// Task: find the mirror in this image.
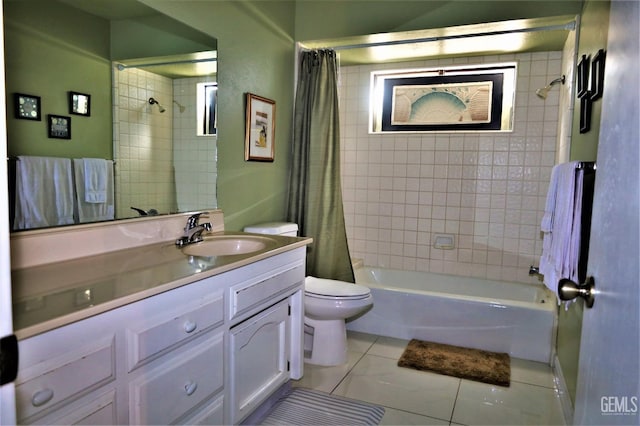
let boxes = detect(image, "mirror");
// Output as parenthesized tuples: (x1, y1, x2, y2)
(4, 0, 218, 231)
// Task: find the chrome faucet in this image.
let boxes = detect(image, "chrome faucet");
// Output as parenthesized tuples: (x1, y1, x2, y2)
(175, 212, 212, 247)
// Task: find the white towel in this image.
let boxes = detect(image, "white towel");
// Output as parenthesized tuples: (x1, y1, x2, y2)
(73, 158, 115, 223)
(13, 156, 75, 230)
(83, 158, 109, 203)
(539, 161, 583, 305)
(540, 165, 559, 233)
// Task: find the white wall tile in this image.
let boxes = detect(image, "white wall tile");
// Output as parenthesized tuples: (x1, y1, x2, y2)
(340, 52, 564, 284)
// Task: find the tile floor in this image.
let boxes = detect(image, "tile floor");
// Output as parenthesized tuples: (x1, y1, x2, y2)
(293, 331, 566, 425)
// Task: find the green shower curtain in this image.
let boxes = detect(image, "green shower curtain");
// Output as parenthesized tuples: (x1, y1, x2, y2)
(287, 49, 355, 283)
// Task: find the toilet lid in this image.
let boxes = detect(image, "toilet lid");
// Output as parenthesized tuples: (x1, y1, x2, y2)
(305, 276, 371, 299)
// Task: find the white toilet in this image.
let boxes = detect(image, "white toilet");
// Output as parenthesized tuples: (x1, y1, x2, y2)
(243, 222, 373, 366)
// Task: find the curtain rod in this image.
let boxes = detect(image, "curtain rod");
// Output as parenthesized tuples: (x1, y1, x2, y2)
(116, 57, 217, 71)
(328, 22, 576, 51)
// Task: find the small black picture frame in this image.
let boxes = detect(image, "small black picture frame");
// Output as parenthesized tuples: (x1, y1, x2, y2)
(69, 91, 91, 116)
(577, 54, 591, 99)
(48, 114, 71, 139)
(14, 93, 41, 121)
(590, 49, 606, 101)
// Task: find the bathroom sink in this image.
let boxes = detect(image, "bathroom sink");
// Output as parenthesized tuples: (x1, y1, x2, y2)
(181, 235, 278, 257)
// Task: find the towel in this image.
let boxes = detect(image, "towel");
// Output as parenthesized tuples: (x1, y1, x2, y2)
(73, 158, 115, 223)
(539, 161, 583, 306)
(83, 158, 109, 203)
(13, 155, 75, 230)
(540, 165, 560, 233)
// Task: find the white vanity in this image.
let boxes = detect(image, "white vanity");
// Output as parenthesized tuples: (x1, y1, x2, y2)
(10, 211, 311, 425)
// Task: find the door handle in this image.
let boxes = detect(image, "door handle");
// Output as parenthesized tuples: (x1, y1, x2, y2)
(558, 277, 595, 308)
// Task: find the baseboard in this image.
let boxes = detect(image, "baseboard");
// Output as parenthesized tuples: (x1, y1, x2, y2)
(553, 355, 574, 426)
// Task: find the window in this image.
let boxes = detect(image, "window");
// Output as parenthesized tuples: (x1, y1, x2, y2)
(197, 82, 217, 136)
(370, 63, 516, 133)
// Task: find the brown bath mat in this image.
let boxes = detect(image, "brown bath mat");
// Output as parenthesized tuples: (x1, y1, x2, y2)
(397, 339, 510, 387)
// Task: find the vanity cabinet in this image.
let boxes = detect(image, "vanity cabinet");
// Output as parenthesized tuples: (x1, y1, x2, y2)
(15, 247, 306, 425)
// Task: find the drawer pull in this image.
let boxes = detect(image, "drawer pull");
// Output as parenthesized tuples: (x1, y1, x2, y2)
(31, 388, 54, 407)
(183, 320, 197, 333)
(184, 381, 198, 396)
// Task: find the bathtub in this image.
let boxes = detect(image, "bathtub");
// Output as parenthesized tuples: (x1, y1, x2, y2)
(347, 267, 557, 364)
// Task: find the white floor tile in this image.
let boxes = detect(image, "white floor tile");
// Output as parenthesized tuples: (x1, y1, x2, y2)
(367, 335, 410, 359)
(452, 380, 565, 425)
(293, 351, 364, 393)
(380, 407, 450, 425)
(295, 333, 565, 426)
(333, 354, 460, 421)
(347, 330, 378, 353)
(510, 357, 557, 388)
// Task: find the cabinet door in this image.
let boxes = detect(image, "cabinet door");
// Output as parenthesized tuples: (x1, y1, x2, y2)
(229, 299, 289, 424)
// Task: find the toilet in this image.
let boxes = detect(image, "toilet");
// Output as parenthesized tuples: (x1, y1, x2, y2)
(243, 222, 373, 366)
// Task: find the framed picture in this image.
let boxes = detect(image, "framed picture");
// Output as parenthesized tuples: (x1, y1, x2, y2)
(370, 64, 516, 133)
(381, 75, 504, 131)
(14, 93, 41, 121)
(577, 54, 590, 99)
(69, 91, 90, 116)
(244, 93, 275, 161)
(48, 114, 71, 139)
(590, 49, 606, 101)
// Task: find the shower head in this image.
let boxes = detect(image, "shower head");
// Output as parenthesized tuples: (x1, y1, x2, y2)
(148, 97, 166, 113)
(536, 75, 566, 100)
(173, 100, 186, 113)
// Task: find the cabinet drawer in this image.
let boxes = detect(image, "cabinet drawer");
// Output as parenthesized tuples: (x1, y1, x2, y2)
(127, 293, 223, 371)
(41, 389, 117, 426)
(129, 332, 224, 425)
(16, 336, 116, 422)
(230, 264, 303, 320)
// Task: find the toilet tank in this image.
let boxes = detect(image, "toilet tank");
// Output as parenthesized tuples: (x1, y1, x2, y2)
(243, 222, 298, 237)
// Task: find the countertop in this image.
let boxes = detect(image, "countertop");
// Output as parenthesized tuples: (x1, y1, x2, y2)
(11, 232, 312, 339)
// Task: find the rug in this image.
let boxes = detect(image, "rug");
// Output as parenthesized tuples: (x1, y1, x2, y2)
(259, 387, 385, 425)
(397, 339, 511, 387)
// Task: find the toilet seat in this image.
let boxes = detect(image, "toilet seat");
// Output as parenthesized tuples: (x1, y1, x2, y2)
(305, 277, 371, 300)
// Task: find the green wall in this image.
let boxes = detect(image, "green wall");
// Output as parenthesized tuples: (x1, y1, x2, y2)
(4, 0, 219, 161)
(4, 1, 113, 159)
(557, 0, 610, 406)
(570, 0, 610, 161)
(141, 1, 296, 231)
(142, 0, 585, 233)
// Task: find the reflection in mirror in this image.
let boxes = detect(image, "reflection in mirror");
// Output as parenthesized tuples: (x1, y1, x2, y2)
(4, 0, 218, 231)
(112, 53, 218, 219)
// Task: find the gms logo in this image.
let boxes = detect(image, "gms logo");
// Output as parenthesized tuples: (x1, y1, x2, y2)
(601, 396, 638, 416)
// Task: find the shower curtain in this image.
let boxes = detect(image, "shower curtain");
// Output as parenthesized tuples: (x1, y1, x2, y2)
(287, 49, 355, 283)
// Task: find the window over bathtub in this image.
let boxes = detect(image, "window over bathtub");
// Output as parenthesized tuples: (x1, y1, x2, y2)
(369, 63, 516, 133)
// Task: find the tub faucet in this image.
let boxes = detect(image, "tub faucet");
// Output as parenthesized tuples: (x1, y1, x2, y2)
(175, 212, 212, 247)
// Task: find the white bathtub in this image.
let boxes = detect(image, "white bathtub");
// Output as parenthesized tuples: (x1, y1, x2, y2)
(347, 267, 557, 364)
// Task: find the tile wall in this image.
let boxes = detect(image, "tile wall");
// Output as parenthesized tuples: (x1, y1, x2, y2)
(339, 52, 563, 284)
(113, 69, 218, 219)
(113, 68, 175, 218)
(173, 77, 218, 212)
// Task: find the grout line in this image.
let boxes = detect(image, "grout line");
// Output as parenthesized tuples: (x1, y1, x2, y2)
(329, 335, 379, 394)
(449, 379, 463, 424)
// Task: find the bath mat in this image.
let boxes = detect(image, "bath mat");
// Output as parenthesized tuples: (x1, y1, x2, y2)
(398, 339, 510, 387)
(259, 387, 385, 425)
